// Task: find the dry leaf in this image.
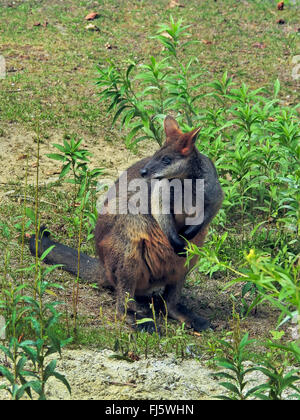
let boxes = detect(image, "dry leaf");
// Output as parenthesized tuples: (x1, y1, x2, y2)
(127, 351, 140, 362)
(105, 42, 117, 50)
(160, 31, 173, 39)
(168, 0, 185, 8)
(277, 1, 284, 10)
(85, 12, 99, 21)
(85, 23, 100, 32)
(252, 42, 266, 49)
(17, 154, 28, 160)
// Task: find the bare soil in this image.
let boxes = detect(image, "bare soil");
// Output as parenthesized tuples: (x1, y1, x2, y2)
(0, 125, 155, 197)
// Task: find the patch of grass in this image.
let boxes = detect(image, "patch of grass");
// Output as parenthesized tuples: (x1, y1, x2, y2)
(0, 0, 299, 136)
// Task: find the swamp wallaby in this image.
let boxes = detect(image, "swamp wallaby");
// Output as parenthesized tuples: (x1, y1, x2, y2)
(30, 116, 223, 332)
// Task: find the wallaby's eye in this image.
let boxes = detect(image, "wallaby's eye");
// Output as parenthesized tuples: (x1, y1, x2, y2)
(162, 156, 172, 165)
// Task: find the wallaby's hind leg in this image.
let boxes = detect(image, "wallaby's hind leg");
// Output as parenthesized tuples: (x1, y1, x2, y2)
(163, 281, 210, 332)
(100, 237, 156, 332)
(114, 273, 156, 334)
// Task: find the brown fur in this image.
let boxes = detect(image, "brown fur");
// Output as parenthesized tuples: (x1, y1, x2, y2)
(93, 116, 223, 330)
(30, 116, 223, 332)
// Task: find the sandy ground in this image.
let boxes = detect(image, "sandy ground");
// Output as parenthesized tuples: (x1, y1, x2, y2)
(0, 125, 156, 199)
(0, 348, 225, 400)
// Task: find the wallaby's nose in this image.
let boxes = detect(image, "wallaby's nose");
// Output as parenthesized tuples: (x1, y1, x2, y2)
(140, 168, 148, 177)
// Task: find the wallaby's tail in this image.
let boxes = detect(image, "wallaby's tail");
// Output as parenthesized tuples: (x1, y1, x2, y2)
(29, 227, 107, 286)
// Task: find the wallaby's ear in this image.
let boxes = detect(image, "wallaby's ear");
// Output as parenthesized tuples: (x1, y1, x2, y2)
(179, 126, 201, 156)
(164, 115, 181, 141)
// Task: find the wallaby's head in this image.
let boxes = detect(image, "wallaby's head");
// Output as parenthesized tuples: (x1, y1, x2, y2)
(140, 116, 201, 180)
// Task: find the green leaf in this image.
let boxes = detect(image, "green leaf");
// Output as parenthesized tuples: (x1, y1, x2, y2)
(214, 372, 236, 381)
(52, 371, 71, 395)
(0, 365, 14, 384)
(44, 359, 57, 382)
(219, 382, 240, 395)
(53, 143, 67, 153)
(274, 79, 280, 98)
(40, 245, 56, 262)
(46, 153, 66, 162)
(59, 161, 72, 179)
(136, 318, 155, 324)
(25, 207, 36, 222)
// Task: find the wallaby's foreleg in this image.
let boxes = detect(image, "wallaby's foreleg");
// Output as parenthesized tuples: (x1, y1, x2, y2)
(151, 179, 186, 255)
(181, 198, 223, 241)
(153, 213, 186, 254)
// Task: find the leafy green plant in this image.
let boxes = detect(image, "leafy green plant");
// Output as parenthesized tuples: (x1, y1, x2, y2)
(96, 16, 203, 148)
(252, 362, 300, 400)
(47, 135, 91, 184)
(0, 249, 71, 400)
(214, 331, 300, 400)
(47, 135, 103, 205)
(214, 332, 259, 400)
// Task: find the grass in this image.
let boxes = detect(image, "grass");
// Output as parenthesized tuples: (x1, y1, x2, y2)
(0, 0, 299, 136)
(0, 0, 299, 400)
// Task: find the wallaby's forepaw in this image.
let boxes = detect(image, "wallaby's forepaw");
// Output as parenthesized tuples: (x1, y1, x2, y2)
(169, 234, 187, 257)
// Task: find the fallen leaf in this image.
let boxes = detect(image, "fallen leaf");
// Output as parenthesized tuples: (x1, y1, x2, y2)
(85, 12, 99, 21)
(127, 351, 140, 362)
(160, 31, 173, 39)
(17, 154, 28, 160)
(105, 42, 117, 50)
(168, 0, 185, 8)
(85, 23, 100, 32)
(277, 1, 284, 10)
(252, 42, 266, 49)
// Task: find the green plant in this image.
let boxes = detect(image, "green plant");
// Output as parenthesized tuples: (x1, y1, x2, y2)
(250, 331, 300, 400)
(252, 362, 300, 400)
(0, 249, 71, 400)
(214, 330, 300, 400)
(214, 332, 260, 400)
(96, 16, 204, 148)
(47, 135, 103, 204)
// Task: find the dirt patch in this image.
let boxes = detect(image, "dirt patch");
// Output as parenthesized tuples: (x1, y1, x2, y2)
(0, 126, 156, 199)
(0, 348, 225, 400)
(1, 347, 296, 400)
